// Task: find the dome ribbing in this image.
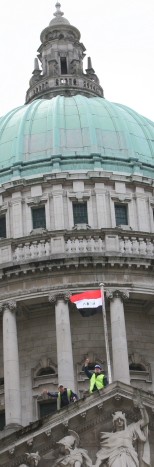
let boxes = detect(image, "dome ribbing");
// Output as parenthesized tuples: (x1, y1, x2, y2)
(0, 95, 154, 183)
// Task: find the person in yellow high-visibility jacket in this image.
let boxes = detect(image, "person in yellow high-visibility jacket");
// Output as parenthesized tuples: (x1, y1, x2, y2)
(43, 384, 78, 410)
(84, 358, 108, 393)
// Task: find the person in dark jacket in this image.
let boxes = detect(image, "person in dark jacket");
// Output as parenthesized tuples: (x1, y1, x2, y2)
(84, 358, 108, 393)
(43, 384, 78, 410)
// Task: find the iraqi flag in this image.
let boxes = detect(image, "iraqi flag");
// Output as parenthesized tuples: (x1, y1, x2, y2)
(70, 290, 103, 317)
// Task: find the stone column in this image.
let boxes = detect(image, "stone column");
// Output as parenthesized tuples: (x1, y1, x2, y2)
(49, 293, 75, 391)
(106, 289, 130, 385)
(0, 301, 22, 427)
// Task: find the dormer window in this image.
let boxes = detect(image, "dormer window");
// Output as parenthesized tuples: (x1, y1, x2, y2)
(60, 57, 67, 74)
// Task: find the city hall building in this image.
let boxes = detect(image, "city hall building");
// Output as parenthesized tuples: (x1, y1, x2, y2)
(0, 3, 154, 466)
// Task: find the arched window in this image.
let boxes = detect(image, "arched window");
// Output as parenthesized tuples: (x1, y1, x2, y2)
(32, 358, 57, 390)
(129, 363, 145, 372)
(129, 352, 151, 387)
(37, 367, 55, 377)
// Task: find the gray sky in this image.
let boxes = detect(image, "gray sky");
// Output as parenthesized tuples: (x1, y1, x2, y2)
(0, 0, 154, 120)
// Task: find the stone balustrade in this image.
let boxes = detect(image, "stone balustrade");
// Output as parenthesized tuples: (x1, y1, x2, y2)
(9, 233, 154, 262)
(26, 74, 104, 103)
(0, 232, 153, 267)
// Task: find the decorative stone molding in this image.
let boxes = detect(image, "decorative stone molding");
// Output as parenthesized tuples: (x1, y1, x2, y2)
(48, 291, 71, 303)
(0, 300, 16, 314)
(114, 395, 122, 401)
(106, 289, 129, 301)
(45, 428, 52, 437)
(67, 190, 91, 201)
(48, 293, 57, 304)
(80, 411, 87, 418)
(32, 357, 57, 379)
(111, 194, 132, 203)
(27, 438, 33, 447)
(26, 195, 48, 206)
(62, 420, 69, 427)
(8, 447, 15, 456)
(0, 202, 8, 213)
(97, 403, 103, 410)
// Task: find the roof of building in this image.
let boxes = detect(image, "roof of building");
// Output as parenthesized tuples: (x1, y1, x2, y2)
(0, 95, 154, 183)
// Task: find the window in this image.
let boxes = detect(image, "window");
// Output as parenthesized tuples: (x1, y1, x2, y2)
(0, 411, 5, 431)
(37, 367, 55, 377)
(39, 400, 57, 418)
(115, 204, 128, 226)
(73, 202, 88, 225)
(129, 363, 145, 372)
(0, 216, 6, 238)
(32, 206, 46, 229)
(60, 57, 67, 74)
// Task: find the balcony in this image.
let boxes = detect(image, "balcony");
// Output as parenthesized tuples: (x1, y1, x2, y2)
(0, 230, 153, 278)
(26, 74, 104, 103)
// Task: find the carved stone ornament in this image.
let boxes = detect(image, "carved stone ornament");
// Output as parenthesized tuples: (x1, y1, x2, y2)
(9, 446, 15, 456)
(25, 452, 41, 466)
(0, 300, 16, 314)
(106, 289, 129, 301)
(27, 438, 34, 447)
(48, 293, 57, 304)
(48, 291, 71, 303)
(94, 406, 150, 467)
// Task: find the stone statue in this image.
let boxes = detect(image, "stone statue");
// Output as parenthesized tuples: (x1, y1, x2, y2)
(94, 405, 150, 467)
(25, 452, 41, 466)
(54, 430, 92, 466)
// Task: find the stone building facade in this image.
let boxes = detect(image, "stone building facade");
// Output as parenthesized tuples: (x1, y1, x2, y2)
(0, 3, 154, 466)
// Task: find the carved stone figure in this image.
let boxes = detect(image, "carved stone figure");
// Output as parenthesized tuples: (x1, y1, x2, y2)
(94, 406, 150, 467)
(70, 60, 82, 75)
(54, 430, 92, 466)
(25, 452, 41, 466)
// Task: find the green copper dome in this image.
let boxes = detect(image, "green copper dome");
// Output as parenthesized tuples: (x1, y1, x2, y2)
(0, 95, 154, 183)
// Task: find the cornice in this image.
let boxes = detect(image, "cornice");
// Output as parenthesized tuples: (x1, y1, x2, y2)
(0, 170, 154, 193)
(0, 282, 154, 308)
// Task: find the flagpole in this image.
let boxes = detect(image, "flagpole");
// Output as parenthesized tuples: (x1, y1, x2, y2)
(100, 283, 112, 384)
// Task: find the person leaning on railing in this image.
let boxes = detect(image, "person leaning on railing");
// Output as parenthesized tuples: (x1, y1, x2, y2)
(43, 384, 78, 411)
(84, 358, 108, 393)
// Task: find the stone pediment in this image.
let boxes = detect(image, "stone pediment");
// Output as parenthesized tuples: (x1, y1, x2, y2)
(0, 381, 154, 466)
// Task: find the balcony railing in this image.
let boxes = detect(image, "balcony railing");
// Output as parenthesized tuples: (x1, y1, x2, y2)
(26, 74, 104, 103)
(0, 230, 154, 268)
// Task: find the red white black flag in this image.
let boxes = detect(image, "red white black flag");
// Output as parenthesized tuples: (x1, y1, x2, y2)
(70, 290, 103, 316)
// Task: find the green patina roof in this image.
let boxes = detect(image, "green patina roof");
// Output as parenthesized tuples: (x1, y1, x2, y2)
(0, 95, 154, 183)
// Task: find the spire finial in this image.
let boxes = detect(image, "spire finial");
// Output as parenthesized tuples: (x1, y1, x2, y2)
(54, 2, 64, 18)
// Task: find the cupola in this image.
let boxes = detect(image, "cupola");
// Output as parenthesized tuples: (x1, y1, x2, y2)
(26, 2, 104, 103)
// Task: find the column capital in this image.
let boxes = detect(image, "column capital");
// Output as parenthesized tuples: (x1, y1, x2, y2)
(48, 291, 71, 304)
(106, 289, 129, 301)
(0, 300, 16, 314)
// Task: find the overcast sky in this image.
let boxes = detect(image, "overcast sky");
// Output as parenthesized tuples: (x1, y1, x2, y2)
(0, 0, 154, 120)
